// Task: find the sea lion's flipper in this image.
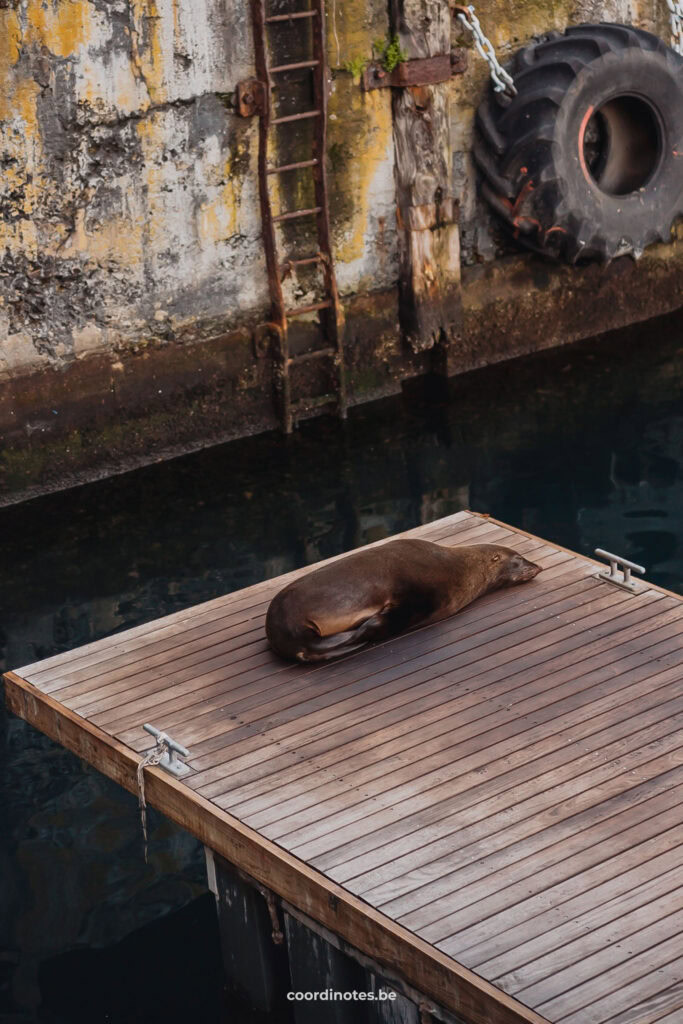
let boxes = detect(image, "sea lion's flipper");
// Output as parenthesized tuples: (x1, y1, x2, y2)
(300, 612, 386, 662)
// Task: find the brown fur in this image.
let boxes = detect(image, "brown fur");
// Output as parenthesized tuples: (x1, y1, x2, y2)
(265, 539, 542, 662)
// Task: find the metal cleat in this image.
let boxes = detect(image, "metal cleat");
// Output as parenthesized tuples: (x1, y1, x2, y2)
(594, 548, 646, 592)
(143, 723, 191, 778)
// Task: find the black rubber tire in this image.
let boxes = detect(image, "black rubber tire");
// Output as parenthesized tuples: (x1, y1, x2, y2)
(474, 23, 683, 262)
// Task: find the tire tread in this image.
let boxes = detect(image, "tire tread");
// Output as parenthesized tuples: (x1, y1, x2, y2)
(476, 22, 683, 262)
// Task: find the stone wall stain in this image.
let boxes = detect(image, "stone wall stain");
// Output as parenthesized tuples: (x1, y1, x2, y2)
(325, 0, 398, 294)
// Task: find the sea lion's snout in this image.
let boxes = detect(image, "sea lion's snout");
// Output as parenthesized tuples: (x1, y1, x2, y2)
(493, 548, 543, 586)
(509, 553, 542, 583)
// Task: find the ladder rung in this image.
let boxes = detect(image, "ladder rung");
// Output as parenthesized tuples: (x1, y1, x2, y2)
(273, 206, 321, 223)
(281, 254, 324, 272)
(285, 299, 331, 316)
(291, 393, 338, 414)
(272, 109, 321, 125)
(266, 10, 318, 22)
(270, 59, 320, 73)
(267, 158, 319, 175)
(287, 346, 336, 366)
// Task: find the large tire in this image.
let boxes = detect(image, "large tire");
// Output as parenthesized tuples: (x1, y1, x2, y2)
(474, 23, 683, 262)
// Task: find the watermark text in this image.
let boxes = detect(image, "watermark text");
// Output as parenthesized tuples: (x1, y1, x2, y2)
(287, 988, 397, 1002)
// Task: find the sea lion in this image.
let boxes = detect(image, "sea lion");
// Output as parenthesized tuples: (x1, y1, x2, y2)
(265, 539, 542, 662)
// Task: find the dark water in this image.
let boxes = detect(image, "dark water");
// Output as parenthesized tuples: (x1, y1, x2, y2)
(2, 308, 683, 1022)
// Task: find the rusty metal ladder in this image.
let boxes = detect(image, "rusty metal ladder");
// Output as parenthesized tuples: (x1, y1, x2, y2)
(251, 0, 347, 434)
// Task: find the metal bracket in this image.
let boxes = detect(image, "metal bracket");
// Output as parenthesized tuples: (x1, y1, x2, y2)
(143, 723, 191, 777)
(253, 321, 283, 359)
(362, 51, 467, 91)
(236, 78, 266, 117)
(594, 548, 646, 592)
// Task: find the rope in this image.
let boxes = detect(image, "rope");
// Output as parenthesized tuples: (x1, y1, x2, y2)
(136, 737, 168, 863)
(259, 886, 285, 944)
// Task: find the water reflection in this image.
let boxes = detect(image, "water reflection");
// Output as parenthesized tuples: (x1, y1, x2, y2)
(1, 308, 683, 1020)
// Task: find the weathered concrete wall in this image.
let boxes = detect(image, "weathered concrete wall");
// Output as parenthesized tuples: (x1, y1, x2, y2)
(0, 0, 398, 383)
(0, 0, 261, 377)
(1, 0, 682, 502)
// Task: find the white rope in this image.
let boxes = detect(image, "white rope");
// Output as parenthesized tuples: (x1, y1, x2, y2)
(136, 738, 168, 863)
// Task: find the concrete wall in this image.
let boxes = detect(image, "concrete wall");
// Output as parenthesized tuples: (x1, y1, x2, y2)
(0, 0, 681, 501)
(0, 0, 399, 381)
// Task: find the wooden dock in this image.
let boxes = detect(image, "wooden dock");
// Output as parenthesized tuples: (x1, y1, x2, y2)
(5, 511, 683, 1024)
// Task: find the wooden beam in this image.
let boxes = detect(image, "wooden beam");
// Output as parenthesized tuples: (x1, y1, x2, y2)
(3, 669, 549, 1024)
(389, 0, 462, 363)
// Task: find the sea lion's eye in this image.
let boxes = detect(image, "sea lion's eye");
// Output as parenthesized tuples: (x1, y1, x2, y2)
(492, 553, 501, 562)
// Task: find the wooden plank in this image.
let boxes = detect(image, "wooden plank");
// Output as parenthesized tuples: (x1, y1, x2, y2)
(638, 988, 683, 1023)
(260, 595, 668, 851)
(421, 793, 683, 947)
(181, 577, 610, 798)
(513, 904, 683, 1006)
(40, 519, 521, 716)
(191, 597, 683, 802)
(384, 733, 683, 934)
(2, 671, 549, 1024)
(312, 644, 683, 882)
(45, 513, 497, 697)
(438, 824, 683, 961)
(459, 847, 683, 972)
(390, 0, 462, 357)
(544, 945, 683, 1023)
(242, 612, 680, 834)
(487, 865, 683, 989)
(181, 583, 643, 773)
(8, 511, 683, 1024)
(191, 594, 676, 826)
(210, 572, 604, 812)
(183, 563, 582, 803)
(110, 567, 606, 770)
(353, 689, 683, 907)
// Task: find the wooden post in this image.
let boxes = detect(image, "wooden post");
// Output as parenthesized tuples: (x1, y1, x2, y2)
(206, 848, 290, 1014)
(284, 910, 369, 1024)
(390, 0, 462, 366)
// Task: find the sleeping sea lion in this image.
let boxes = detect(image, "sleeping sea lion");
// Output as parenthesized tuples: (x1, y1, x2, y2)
(265, 539, 542, 662)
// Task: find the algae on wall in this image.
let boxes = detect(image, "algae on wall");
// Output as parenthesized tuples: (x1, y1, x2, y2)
(324, 0, 399, 296)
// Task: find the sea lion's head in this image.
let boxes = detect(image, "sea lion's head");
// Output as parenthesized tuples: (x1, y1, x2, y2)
(488, 546, 543, 587)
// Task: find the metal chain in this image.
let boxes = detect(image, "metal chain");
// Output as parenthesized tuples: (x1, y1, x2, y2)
(453, 1, 681, 91)
(665, 0, 683, 53)
(451, 4, 517, 95)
